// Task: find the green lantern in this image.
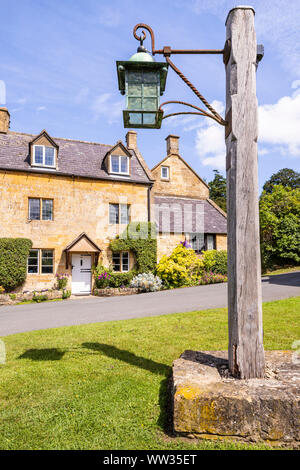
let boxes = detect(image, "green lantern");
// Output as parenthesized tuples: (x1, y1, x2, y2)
(116, 47, 168, 129)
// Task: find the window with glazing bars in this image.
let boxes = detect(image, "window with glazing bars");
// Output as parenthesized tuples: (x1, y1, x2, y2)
(28, 198, 53, 220)
(109, 204, 130, 224)
(112, 252, 129, 272)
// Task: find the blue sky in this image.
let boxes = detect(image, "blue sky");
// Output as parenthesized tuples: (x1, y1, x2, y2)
(1, 0, 300, 190)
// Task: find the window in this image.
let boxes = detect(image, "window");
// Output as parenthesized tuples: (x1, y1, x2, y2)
(33, 145, 55, 167)
(28, 249, 39, 273)
(28, 198, 53, 220)
(110, 155, 129, 175)
(112, 252, 129, 272)
(109, 203, 130, 224)
(188, 233, 205, 253)
(161, 166, 169, 180)
(27, 249, 54, 274)
(41, 250, 54, 274)
(188, 233, 216, 253)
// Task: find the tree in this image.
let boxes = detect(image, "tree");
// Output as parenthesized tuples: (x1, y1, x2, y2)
(262, 168, 300, 194)
(259, 185, 300, 271)
(208, 170, 227, 212)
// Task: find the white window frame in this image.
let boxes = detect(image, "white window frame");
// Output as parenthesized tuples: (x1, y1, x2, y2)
(109, 203, 130, 225)
(27, 249, 54, 275)
(161, 166, 169, 180)
(27, 249, 39, 274)
(110, 155, 129, 175)
(33, 145, 56, 168)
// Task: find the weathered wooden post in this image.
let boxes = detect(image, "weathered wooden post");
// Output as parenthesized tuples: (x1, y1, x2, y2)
(225, 6, 265, 378)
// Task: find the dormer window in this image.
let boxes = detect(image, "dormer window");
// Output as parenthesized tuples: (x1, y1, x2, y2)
(110, 155, 129, 175)
(161, 166, 169, 180)
(33, 145, 56, 168)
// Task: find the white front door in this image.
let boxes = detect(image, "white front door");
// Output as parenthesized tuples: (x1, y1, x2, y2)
(72, 254, 92, 295)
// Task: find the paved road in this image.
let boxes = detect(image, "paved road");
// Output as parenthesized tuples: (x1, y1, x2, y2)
(0, 271, 299, 336)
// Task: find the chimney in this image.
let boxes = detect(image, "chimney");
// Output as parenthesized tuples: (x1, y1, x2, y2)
(166, 134, 179, 155)
(0, 107, 10, 133)
(126, 130, 137, 150)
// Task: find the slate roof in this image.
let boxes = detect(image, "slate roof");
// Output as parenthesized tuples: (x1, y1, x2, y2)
(155, 196, 227, 234)
(0, 131, 152, 184)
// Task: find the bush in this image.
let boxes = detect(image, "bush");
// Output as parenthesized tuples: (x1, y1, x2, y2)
(202, 250, 227, 275)
(156, 244, 204, 288)
(62, 289, 71, 299)
(108, 272, 135, 288)
(32, 292, 48, 303)
(130, 273, 163, 292)
(199, 271, 227, 285)
(0, 238, 32, 292)
(56, 273, 69, 290)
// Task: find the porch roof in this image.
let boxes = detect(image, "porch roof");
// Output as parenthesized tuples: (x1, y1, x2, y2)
(64, 233, 101, 253)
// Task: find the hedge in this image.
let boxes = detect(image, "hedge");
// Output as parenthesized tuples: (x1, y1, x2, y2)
(109, 222, 157, 274)
(0, 238, 32, 292)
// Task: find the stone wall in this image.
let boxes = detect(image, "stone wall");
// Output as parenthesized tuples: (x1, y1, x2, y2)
(0, 171, 148, 291)
(151, 154, 209, 199)
(216, 234, 227, 250)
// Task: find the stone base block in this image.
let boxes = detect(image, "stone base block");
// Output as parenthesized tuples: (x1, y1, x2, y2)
(172, 350, 300, 446)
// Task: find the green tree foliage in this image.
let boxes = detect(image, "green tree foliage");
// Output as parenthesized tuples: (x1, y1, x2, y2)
(109, 222, 157, 274)
(208, 170, 227, 211)
(259, 185, 300, 270)
(0, 238, 32, 292)
(262, 168, 300, 194)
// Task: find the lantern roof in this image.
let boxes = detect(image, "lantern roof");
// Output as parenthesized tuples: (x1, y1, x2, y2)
(128, 51, 155, 62)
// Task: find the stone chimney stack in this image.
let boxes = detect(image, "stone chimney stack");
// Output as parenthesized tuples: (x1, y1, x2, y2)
(166, 134, 179, 155)
(0, 108, 10, 133)
(126, 130, 137, 150)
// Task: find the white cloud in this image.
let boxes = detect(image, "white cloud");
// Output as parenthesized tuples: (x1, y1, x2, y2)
(195, 87, 300, 169)
(90, 93, 123, 124)
(36, 106, 46, 112)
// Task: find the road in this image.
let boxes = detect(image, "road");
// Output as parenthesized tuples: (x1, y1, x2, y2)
(0, 271, 299, 336)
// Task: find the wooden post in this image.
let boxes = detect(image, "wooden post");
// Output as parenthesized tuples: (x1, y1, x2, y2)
(225, 6, 265, 379)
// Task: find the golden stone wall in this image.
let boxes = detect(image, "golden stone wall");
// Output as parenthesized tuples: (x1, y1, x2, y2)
(151, 154, 209, 199)
(216, 234, 227, 251)
(0, 171, 148, 291)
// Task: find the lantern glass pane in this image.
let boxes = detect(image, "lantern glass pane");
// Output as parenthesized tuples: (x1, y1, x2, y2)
(144, 71, 158, 83)
(143, 84, 157, 97)
(128, 83, 142, 96)
(129, 113, 142, 125)
(143, 113, 156, 125)
(128, 71, 142, 83)
(143, 98, 157, 111)
(128, 97, 142, 110)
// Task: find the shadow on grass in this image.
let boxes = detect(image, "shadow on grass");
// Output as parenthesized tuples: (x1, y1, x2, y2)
(18, 348, 65, 361)
(82, 342, 170, 376)
(82, 342, 173, 435)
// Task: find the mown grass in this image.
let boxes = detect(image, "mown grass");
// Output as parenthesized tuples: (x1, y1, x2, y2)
(0, 296, 299, 450)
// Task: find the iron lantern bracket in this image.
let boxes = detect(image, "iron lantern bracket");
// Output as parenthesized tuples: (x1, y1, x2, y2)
(132, 23, 264, 127)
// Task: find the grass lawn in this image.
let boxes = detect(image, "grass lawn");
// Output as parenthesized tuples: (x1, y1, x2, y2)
(1, 296, 300, 450)
(264, 266, 300, 276)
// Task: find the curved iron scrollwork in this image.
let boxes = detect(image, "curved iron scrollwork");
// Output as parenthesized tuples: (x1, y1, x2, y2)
(132, 23, 227, 127)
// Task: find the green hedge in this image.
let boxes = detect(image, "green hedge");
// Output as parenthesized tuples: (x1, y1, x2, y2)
(0, 238, 32, 292)
(108, 272, 135, 288)
(109, 222, 157, 274)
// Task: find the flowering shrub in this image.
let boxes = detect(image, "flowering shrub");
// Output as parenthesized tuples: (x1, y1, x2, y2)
(95, 271, 111, 288)
(202, 250, 227, 275)
(130, 273, 163, 292)
(0, 286, 5, 294)
(156, 244, 204, 288)
(56, 273, 69, 290)
(199, 271, 227, 285)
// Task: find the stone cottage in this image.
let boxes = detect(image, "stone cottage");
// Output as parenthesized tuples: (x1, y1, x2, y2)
(0, 107, 227, 294)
